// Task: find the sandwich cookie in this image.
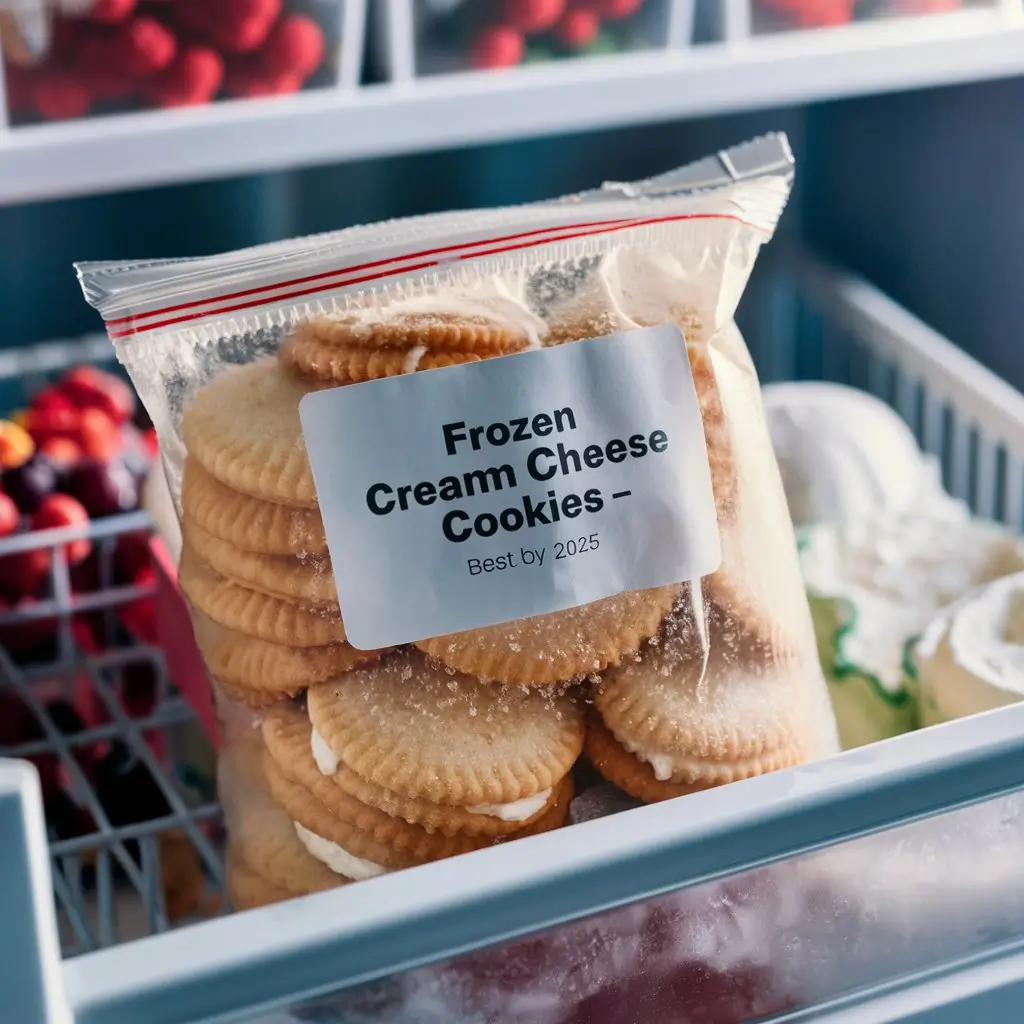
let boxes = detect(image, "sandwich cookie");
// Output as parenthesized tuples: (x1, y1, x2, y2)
(590, 595, 810, 802)
(306, 649, 585, 806)
(263, 702, 573, 877)
(219, 737, 350, 902)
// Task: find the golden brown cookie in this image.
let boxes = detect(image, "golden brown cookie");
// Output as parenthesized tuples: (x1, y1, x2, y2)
(593, 597, 810, 788)
(267, 700, 558, 838)
(262, 705, 574, 871)
(180, 357, 318, 507)
(219, 737, 350, 894)
(307, 650, 585, 805)
(416, 585, 678, 686)
(179, 541, 345, 647)
(181, 458, 328, 557)
(226, 848, 293, 911)
(194, 611, 379, 701)
(289, 311, 530, 354)
(183, 516, 337, 607)
(585, 715, 710, 804)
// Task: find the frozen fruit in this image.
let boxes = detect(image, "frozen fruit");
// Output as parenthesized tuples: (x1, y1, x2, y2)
(60, 367, 135, 426)
(32, 72, 93, 120)
(119, 16, 177, 76)
(0, 420, 35, 470)
(146, 45, 224, 107)
(39, 437, 83, 472)
(260, 14, 325, 79)
(90, 0, 137, 23)
(211, 0, 283, 54)
(556, 7, 600, 47)
(0, 494, 18, 539)
(67, 459, 139, 518)
(24, 405, 79, 447)
(31, 386, 78, 417)
(471, 26, 525, 69)
(32, 495, 92, 567)
(3, 455, 59, 514)
(592, 0, 642, 18)
(77, 408, 121, 462)
(114, 530, 152, 585)
(502, 0, 567, 33)
(0, 547, 51, 599)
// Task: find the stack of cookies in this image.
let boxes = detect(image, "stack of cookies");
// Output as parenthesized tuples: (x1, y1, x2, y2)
(174, 304, 822, 911)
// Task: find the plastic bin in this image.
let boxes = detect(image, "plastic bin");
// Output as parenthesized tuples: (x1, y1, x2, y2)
(1, 0, 366, 128)
(4, 245, 1024, 1022)
(747, 0, 1006, 36)
(374, 0, 694, 80)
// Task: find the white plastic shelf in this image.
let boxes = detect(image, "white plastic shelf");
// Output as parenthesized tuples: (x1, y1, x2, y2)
(1, 7, 1023, 204)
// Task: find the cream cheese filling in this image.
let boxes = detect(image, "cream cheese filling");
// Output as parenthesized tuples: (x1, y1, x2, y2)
(293, 822, 388, 881)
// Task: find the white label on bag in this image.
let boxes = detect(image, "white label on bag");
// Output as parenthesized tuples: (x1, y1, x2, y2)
(300, 325, 721, 650)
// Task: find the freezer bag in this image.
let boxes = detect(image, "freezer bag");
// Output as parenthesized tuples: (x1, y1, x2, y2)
(76, 132, 838, 909)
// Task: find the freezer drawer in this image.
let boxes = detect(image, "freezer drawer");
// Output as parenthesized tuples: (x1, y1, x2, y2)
(6, 247, 1024, 1023)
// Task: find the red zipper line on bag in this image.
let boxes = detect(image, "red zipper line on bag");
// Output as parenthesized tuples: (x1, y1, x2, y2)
(108, 213, 757, 340)
(104, 217, 639, 330)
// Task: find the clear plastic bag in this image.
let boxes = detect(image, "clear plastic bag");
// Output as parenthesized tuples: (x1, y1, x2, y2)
(76, 132, 837, 913)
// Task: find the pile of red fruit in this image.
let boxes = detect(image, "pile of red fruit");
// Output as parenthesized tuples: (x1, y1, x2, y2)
(471, 0, 643, 70)
(758, 0, 961, 29)
(0, 365, 157, 655)
(5, 0, 326, 122)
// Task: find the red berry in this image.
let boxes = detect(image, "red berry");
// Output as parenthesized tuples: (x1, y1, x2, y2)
(60, 366, 136, 426)
(224, 61, 300, 98)
(555, 7, 600, 47)
(260, 15, 325, 80)
(501, 0, 566, 34)
(66, 460, 139, 518)
(23, 406, 79, 447)
(470, 26, 525, 70)
(39, 437, 83, 471)
(145, 45, 224, 107)
(120, 17, 177, 75)
(32, 494, 92, 568)
(32, 72, 93, 120)
(31, 386, 78, 418)
(0, 547, 51, 599)
(210, 0, 282, 54)
(90, 0, 137, 24)
(3, 456, 59, 515)
(592, 0, 641, 18)
(0, 494, 19, 539)
(77, 408, 121, 462)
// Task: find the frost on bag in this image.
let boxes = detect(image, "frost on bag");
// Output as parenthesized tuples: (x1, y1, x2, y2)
(76, 133, 837, 914)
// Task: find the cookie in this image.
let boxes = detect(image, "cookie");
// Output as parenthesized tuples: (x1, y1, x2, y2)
(181, 357, 318, 507)
(181, 458, 328, 557)
(262, 705, 574, 871)
(268, 701, 558, 839)
(184, 516, 337, 607)
(416, 585, 678, 686)
(284, 334, 485, 386)
(225, 849, 292, 911)
(213, 675, 293, 710)
(179, 541, 346, 647)
(307, 650, 585, 805)
(289, 310, 530, 354)
(593, 596, 810, 788)
(219, 737, 350, 894)
(194, 611, 379, 699)
(585, 715, 710, 804)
